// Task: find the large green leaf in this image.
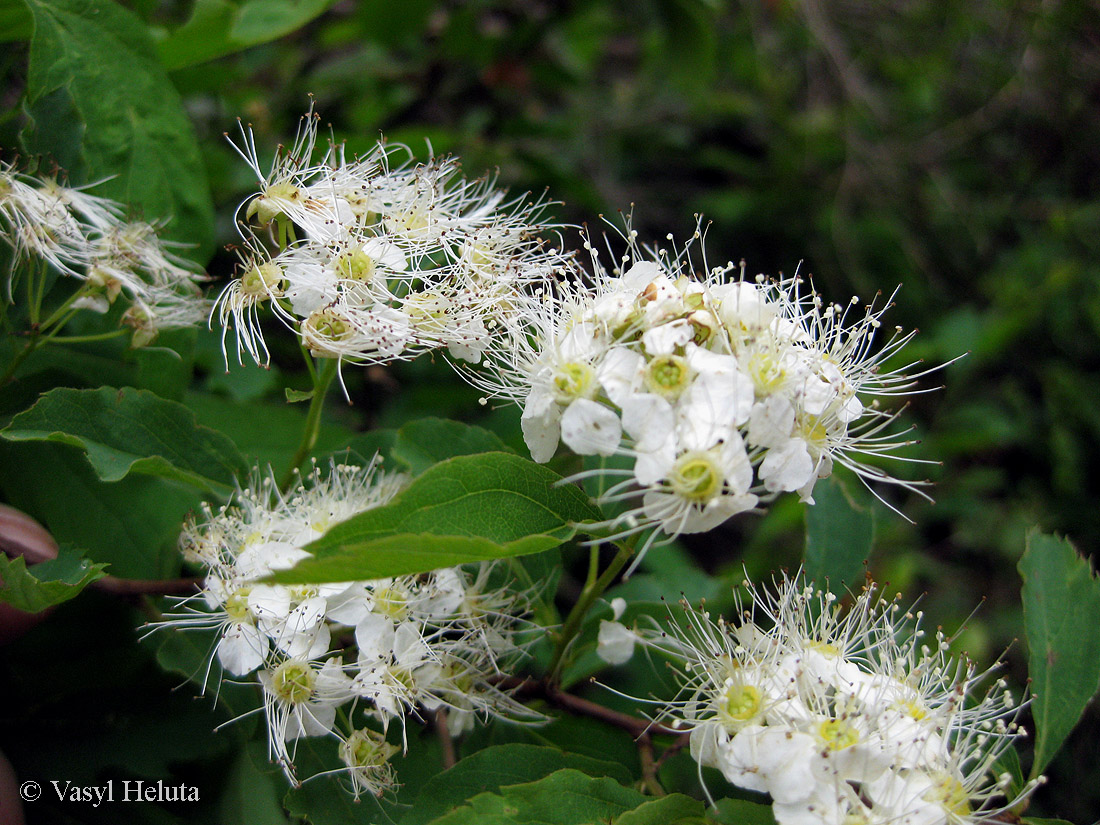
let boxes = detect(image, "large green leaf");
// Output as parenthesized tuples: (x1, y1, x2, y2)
(392, 417, 512, 475)
(1018, 529, 1100, 777)
(711, 798, 777, 825)
(0, 441, 197, 578)
(21, 0, 214, 258)
(2, 387, 248, 495)
(612, 795, 708, 825)
(0, 0, 31, 40)
(401, 744, 633, 825)
(217, 742, 290, 825)
(0, 544, 107, 612)
(270, 452, 600, 583)
(153, 0, 338, 70)
(804, 473, 874, 594)
(423, 768, 646, 825)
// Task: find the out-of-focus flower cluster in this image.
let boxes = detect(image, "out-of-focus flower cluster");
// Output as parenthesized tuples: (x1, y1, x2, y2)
(0, 161, 209, 346)
(159, 459, 535, 798)
(216, 108, 574, 372)
(632, 573, 1039, 825)
(471, 223, 930, 556)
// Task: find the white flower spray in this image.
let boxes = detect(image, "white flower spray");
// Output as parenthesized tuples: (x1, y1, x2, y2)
(154, 457, 538, 797)
(214, 106, 575, 384)
(0, 161, 209, 349)
(469, 215, 940, 566)
(637, 572, 1040, 825)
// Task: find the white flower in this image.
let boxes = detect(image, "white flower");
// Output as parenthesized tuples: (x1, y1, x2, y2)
(597, 620, 639, 665)
(642, 572, 1039, 822)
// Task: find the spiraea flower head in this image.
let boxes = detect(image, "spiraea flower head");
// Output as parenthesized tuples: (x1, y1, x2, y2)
(216, 106, 574, 375)
(471, 214, 938, 563)
(643, 571, 1039, 825)
(1, 161, 210, 345)
(155, 455, 539, 791)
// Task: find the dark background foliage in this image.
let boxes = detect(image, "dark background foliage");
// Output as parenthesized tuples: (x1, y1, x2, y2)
(2, 0, 1098, 821)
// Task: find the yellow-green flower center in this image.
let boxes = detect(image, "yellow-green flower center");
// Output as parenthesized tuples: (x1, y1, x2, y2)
(722, 684, 762, 722)
(923, 773, 972, 817)
(240, 261, 285, 300)
(747, 351, 786, 395)
(336, 247, 377, 282)
(644, 354, 692, 400)
(669, 452, 723, 502)
(225, 588, 252, 622)
(552, 362, 597, 403)
(272, 660, 315, 705)
(344, 728, 396, 769)
(303, 307, 353, 355)
(373, 584, 409, 621)
(248, 182, 300, 225)
(818, 718, 859, 751)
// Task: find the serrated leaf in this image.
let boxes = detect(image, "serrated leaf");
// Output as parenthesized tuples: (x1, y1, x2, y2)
(21, 0, 213, 259)
(153, 0, 337, 70)
(401, 744, 633, 825)
(1018, 529, 1100, 777)
(612, 794, 707, 825)
(711, 797, 777, 825)
(0, 544, 107, 612)
(804, 473, 874, 594)
(392, 417, 512, 475)
(270, 452, 600, 583)
(2, 387, 248, 495)
(425, 768, 646, 825)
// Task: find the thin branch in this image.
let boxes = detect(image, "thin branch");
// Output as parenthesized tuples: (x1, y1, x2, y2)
(435, 709, 457, 769)
(500, 677, 681, 739)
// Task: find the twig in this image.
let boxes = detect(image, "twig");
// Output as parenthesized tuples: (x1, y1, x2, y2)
(499, 677, 681, 739)
(637, 733, 664, 796)
(435, 708, 457, 769)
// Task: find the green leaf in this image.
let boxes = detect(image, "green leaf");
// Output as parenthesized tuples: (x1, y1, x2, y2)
(401, 744, 633, 825)
(184, 390, 357, 470)
(270, 452, 601, 583)
(0, 441, 196, 578)
(218, 742, 289, 825)
(2, 387, 248, 495)
(612, 794, 708, 825)
(0, 0, 32, 41)
(0, 544, 107, 612)
(711, 798, 777, 825)
(392, 417, 513, 475)
(1022, 819, 1076, 825)
(21, 0, 214, 259)
(1018, 529, 1100, 777)
(424, 768, 645, 825)
(804, 473, 874, 594)
(153, 0, 337, 70)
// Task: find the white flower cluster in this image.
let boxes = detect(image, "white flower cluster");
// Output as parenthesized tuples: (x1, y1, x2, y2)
(215, 108, 574, 372)
(472, 224, 930, 555)
(160, 459, 535, 798)
(0, 161, 209, 345)
(644, 573, 1038, 825)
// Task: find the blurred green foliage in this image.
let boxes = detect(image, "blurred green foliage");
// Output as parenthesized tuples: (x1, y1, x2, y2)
(2, 0, 1098, 820)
